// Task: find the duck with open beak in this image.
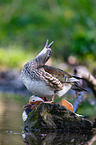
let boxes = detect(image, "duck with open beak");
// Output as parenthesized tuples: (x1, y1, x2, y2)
(21, 40, 86, 103)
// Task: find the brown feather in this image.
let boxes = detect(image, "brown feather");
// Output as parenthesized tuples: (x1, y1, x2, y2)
(43, 65, 72, 77)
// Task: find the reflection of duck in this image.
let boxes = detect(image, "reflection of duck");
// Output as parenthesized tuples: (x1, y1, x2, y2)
(21, 40, 86, 102)
(22, 96, 44, 122)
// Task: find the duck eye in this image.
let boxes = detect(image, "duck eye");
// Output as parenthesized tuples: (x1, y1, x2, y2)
(33, 100, 35, 101)
(48, 52, 51, 56)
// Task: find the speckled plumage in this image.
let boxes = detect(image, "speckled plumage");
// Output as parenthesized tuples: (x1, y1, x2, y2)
(21, 40, 86, 100)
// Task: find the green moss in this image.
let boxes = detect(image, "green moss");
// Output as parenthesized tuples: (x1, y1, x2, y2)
(41, 109, 52, 122)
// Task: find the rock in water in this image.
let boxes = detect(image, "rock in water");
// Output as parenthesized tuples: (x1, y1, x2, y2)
(23, 103, 93, 133)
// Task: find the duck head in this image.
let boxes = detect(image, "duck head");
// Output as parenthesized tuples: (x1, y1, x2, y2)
(22, 96, 44, 122)
(35, 39, 54, 66)
(23, 95, 44, 110)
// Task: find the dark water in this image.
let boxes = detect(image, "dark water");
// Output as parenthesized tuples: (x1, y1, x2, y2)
(0, 93, 96, 145)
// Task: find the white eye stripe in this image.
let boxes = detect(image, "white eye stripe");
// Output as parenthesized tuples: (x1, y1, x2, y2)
(29, 96, 44, 102)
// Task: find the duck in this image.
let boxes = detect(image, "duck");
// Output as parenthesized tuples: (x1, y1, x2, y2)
(22, 95, 44, 122)
(21, 40, 86, 102)
(22, 95, 86, 122)
(23, 95, 44, 109)
(22, 95, 73, 122)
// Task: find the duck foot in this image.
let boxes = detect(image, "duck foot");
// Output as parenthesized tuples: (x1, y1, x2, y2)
(44, 93, 55, 103)
(41, 97, 49, 101)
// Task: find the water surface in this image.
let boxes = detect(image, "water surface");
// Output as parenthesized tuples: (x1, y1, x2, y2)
(0, 93, 96, 145)
(0, 93, 26, 145)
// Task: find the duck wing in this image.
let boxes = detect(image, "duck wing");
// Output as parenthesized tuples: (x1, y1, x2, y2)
(43, 65, 87, 92)
(42, 65, 74, 90)
(44, 65, 73, 82)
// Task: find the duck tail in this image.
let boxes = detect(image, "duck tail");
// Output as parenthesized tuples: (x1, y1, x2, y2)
(72, 82, 87, 92)
(72, 75, 85, 80)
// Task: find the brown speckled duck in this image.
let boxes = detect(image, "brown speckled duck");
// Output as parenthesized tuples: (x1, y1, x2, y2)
(21, 40, 86, 102)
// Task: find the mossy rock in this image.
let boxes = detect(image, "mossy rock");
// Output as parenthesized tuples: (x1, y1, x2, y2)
(23, 103, 93, 133)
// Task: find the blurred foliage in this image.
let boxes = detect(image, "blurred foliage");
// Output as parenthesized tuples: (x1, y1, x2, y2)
(0, 0, 96, 68)
(77, 100, 96, 121)
(0, 46, 36, 69)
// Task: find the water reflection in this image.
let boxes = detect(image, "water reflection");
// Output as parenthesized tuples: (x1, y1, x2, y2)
(0, 93, 25, 145)
(22, 131, 96, 145)
(0, 93, 96, 145)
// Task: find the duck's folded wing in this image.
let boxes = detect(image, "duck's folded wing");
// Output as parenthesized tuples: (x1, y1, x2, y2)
(43, 65, 74, 89)
(44, 65, 71, 77)
(44, 65, 87, 91)
(43, 65, 87, 92)
(42, 66, 63, 90)
(43, 65, 77, 83)
(44, 65, 85, 82)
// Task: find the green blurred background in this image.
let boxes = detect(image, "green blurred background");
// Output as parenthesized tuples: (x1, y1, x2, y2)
(0, 2, 96, 144)
(0, 0, 96, 70)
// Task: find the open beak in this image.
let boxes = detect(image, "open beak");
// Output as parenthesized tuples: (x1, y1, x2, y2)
(45, 39, 54, 48)
(47, 41, 54, 48)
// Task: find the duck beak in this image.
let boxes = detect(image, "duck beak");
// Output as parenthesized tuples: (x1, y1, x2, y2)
(47, 41, 54, 48)
(23, 101, 44, 110)
(30, 101, 43, 110)
(45, 39, 54, 48)
(23, 103, 31, 108)
(45, 39, 49, 48)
